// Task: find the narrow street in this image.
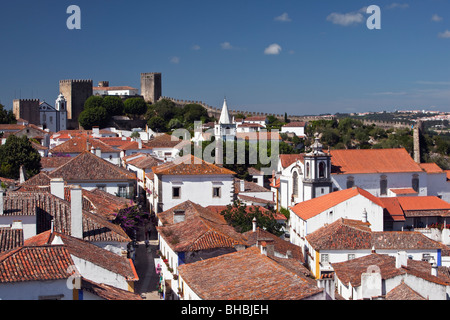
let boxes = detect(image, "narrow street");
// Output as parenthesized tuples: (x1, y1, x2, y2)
(133, 219, 161, 300)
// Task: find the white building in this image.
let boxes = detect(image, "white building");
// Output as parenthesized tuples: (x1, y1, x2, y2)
(214, 99, 236, 142)
(289, 187, 385, 250)
(39, 94, 67, 133)
(151, 155, 236, 213)
(281, 121, 307, 138)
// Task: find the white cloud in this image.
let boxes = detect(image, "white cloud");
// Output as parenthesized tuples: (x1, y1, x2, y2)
(170, 56, 180, 64)
(274, 13, 292, 22)
(191, 44, 201, 51)
(264, 43, 282, 55)
(432, 14, 443, 22)
(438, 30, 450, 38)
(326, 11, 364, 26)
(221, 42, 233, 50)
(386, 3, 409, 9)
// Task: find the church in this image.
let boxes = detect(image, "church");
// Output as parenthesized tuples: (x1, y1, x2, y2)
(39, 93, 67, 133)
(272, 134, 450, 211)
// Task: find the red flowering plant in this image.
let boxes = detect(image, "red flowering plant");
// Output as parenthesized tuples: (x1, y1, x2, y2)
(113, 205, 148, 238)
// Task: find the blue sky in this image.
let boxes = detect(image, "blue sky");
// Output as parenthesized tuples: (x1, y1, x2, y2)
(1, 0, 450, 116)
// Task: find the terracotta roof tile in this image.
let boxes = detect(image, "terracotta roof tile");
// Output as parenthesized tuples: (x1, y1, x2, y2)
(290, 187, 384, 220)
(279, 154, 304, 168)
(0, 228, 24, 252)
(330, 148, 422, 175)
(159, 201, 227, 226)
(81, 278, 143, 300)
(157, 216, 247, 252)
(50, 136, 120, 154)
(0, 245, 74, 283)
(143, 133, 186, 149)
(420, 163, 444, 174)
(152, 155, 235, 176)
(385, 281, 426, 300)
(49, 151, 136, 181)
(379, 197, 406, 222)
(178, 247, 323, 300)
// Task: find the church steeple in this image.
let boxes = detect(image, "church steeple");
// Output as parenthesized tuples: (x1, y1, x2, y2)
(219, 98, 231, 124)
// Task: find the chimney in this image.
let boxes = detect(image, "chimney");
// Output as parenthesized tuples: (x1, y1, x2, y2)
(92, 126, 100, 137)
(137, 138, 142, 150)
(362, 208, 368, 223)
(0, 187, 4, 216)
(396, 251, 408, 269)
(19, 166, 26, 184)
(50, 178, 65, 199)
(240, 180, 245, 193)
(252, 217, 257, 232)
(260, 241, 267, 256)
(413, 121, 422, 164)
(11, 220, 23, 230)
(286, 250, 293, 259)
(430, 257, 438, 277)
(70, 186, 83, 239)
(173, 210, 186, 224)
(95, 148, 101, 158)
(361, 266, 382, 300)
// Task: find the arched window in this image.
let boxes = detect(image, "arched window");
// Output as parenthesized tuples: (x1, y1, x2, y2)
(412, 174, 419, 192)
(292, 171, 299, 197)
(319, 162, 325, 178)
(380, 175, 388, 196)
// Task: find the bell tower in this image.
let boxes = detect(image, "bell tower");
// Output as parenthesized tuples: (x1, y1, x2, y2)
(302, 133, 332, 201)
(55, 93, 67, 131)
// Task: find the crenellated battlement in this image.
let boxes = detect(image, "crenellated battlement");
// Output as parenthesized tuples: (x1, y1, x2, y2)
(159, 96, 335, 122)
(13, 99, 40, 102)
(59, 79, 93, 84)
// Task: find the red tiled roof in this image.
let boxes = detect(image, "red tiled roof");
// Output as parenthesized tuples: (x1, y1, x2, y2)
(152, 155, 235, 176)
(40, 157, 73, 170)
(157, 216, 247, 252)
(420, 163, 444, 174)
(385, 281, 426, 300)
(144, 133, 186, 149)
(178, 247, 323, 300)
(390, 188, 418, 195)
(49, 151, 136, 181)
(158, 201, 227, 226)
(236, 132, 281, 141)
(379, 197, 406, 222)
(397, 196, 450, 212)
(0, 245, 74, 283)
(306, 218, 443, 251)
(81, 278, 143, 300)
(283, 122, 306, 128)
(290, 187, 385, 221)
(279, 154, 304, 168)
(50, 136, 120, 154)
(330, 148, 422, 175)
(0, 228, 23, 252)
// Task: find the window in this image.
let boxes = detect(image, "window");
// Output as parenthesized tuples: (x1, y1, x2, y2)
(292, 171, 299, 197)
(306, 163, 310, 179)
(118, 185, 127, 198)
(213, 187, 221, 198)
(412, 174, 419, 193)
(319, 161, 325, 178)
(96, 185, 106, 191)
(380, 176, 387, 196)
(172, 187, 181, 199)
(321, 254, 329, 265)
(348, 254, 355, 261)
(347, 176, 355, 189)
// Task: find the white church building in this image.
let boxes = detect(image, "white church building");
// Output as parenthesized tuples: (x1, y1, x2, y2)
(39, 94, 67, 133)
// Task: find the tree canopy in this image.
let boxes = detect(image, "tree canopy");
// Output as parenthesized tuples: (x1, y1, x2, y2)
(0, 104, 16, 124)
(0, 136, 41, 180)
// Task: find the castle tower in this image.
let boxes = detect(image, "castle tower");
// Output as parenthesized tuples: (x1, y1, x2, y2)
(13, 99, 40, 125)
(141, 73, 162, 104)
(59, 79, 93, 128)
(302, 133, 332, 201)
(55, 93, 67, 131)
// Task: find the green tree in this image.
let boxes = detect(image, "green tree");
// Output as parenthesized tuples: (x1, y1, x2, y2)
(220, 202, 284, 236)
(102, 96, 125, 116)
(0, 104, 16, 124)
(0, 136, 41, 179)
(124, 98, 148, 117)
(147, 116, 167, 133)
(78, 107, 109, 130)
(83, 96, 104, 110)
